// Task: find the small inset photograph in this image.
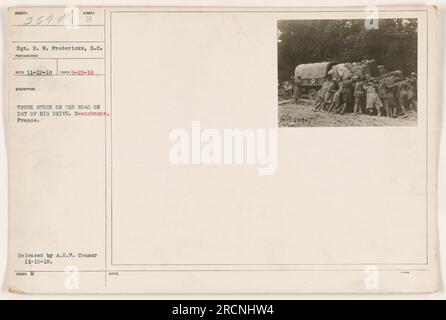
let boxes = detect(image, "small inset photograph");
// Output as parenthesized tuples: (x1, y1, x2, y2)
(277, 19, 418, 127)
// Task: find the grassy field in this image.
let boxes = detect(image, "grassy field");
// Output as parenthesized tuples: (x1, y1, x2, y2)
(278, 99, 418, 127)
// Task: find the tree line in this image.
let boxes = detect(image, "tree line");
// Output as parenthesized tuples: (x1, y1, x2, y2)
(277, 19, 418, 82)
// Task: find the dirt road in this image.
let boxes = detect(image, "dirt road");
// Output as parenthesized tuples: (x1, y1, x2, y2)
(279, 100, 417, 127)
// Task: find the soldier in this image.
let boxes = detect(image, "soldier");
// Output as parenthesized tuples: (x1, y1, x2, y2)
(364, 78, 383, 116)
(287, 76, 294, 102)
(352, 76, 365, 114)
(337, 76, 354, 115)
(396, 79, 410, 116)
(377, 80, 391, 117)
(312, 79, 332, 112)
(327, 81, 342, 113)
(293, 75, 302, 104)
(384, 79, 399, 118)
(407, 72, 417, 111)
(385, 76, 405, 117)
(323, 80, 339, 113)
(409, 72, 417, 87)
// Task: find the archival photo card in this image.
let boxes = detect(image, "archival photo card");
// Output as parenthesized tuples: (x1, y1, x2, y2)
(7, 6, 438, 294)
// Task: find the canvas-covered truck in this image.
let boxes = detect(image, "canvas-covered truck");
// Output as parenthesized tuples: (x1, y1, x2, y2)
(294, 61, 337, 99)
(294, 59, 403, 100)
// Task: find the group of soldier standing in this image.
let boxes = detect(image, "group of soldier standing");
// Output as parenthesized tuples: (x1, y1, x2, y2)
(291, 72, 417, 118)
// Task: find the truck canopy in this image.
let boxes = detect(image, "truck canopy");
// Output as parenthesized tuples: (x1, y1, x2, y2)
(295, 62, 336, 80)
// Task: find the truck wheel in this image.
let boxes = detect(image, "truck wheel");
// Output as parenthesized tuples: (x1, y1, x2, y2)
(308, 89, 317, 100)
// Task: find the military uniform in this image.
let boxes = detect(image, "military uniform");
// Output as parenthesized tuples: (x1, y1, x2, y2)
(313, 80, 332, 111)
(338, 78, 353, 114)
(397, 81, 411, 114)
(377, 82, 391, 117)
(293, 78, 302, 103)
(365, 82, 383, 116)
(353, 80, 365, 113)
(323, 81, 339, 112)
